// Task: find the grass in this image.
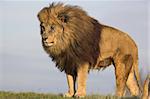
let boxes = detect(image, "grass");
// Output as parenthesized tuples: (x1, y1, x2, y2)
(0, 91, 139, 99)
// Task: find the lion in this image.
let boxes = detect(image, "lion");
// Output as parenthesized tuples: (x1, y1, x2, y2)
(37, 3, 142, 97)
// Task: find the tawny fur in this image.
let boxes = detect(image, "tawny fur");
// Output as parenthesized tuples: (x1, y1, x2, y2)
(37, 3, 142, 97)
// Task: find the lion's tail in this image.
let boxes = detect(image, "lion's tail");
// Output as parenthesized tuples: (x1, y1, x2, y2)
(141, 74, 150, 99)
(134, 59, 143, 94)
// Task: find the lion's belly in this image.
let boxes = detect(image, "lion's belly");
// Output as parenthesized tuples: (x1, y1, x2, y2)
(97, 57, 112, 67)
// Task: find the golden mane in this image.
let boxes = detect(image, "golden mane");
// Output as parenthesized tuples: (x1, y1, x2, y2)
(38, 3, 101, 73)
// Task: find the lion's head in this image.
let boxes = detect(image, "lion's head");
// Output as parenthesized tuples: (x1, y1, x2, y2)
(37, 3, 101, 72)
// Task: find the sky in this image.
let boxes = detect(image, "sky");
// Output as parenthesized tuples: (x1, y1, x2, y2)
(0, 0, 150, 95)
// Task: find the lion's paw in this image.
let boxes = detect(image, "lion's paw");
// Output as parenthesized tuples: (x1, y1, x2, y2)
(74, 92, 85, 98)
(63, 92, 74, 97)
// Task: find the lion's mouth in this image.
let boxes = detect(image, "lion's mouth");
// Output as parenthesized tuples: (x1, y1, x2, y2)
(44, 42, 54, 47)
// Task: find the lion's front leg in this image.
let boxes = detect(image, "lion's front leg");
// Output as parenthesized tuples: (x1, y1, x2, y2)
(75, 63, 89, 98)
(63, 73, 76, 97)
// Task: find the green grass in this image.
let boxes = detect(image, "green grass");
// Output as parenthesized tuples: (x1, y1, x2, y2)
(0, 91, 139, 99)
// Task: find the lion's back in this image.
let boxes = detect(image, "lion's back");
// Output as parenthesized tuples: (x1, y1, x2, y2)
(100, 25, 138, 59)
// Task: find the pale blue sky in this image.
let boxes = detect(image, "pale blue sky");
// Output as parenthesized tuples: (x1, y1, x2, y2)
(0, 0, 150, 95)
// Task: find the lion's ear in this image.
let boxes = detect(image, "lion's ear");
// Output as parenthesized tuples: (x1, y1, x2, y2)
(58, 13, 69, 23)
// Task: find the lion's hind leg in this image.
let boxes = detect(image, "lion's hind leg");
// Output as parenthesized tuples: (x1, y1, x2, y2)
(115, 62, 126, 96)
(126, 59, 140, 96)
(114, 54, 133, 96)
(114, 61, 126, 96)
(126, 69, 140, 96)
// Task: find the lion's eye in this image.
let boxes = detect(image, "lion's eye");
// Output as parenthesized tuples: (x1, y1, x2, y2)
(50, 25, 55, 32)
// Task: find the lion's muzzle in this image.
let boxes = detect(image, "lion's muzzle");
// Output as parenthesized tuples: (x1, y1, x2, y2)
(43, 38, 54, 47)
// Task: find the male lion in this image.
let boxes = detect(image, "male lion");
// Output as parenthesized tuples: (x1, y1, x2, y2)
(37, 3, 142, 97)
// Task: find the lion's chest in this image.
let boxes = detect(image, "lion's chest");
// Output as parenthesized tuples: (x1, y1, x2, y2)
(52, 53, 79, 72)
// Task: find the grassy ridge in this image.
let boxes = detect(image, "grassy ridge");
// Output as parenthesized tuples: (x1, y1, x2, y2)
(0, 91, 139, 99)
(0, 91, 64, 99)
